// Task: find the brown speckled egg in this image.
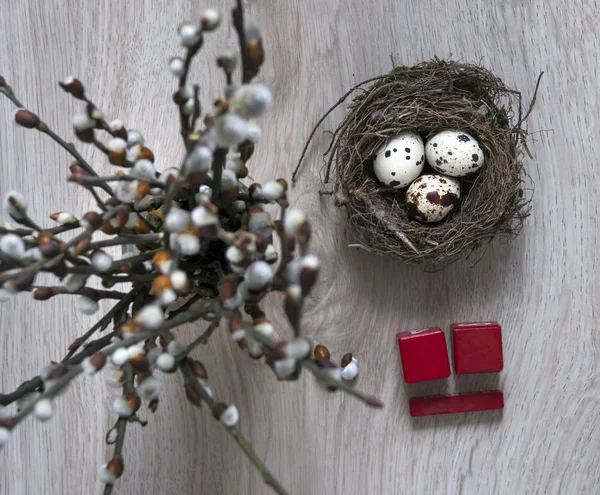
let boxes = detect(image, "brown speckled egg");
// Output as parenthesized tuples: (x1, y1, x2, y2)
(405, 175, 461, 223)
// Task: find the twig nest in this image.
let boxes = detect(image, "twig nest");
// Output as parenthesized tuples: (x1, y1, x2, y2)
(321, 59, 534, 264)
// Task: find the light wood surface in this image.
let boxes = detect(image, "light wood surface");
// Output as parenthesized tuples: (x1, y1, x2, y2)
(1, 0, 599, 494)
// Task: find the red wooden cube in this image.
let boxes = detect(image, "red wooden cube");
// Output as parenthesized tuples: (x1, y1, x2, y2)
(452, 322, 503, 374)
(397, 328, 451, 383)
(409, 390, 504, 417)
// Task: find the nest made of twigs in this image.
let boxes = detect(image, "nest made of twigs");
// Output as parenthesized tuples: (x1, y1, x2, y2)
(294, 59, 539, 265)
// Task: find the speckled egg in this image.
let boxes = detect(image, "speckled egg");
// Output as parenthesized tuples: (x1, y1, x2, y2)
(405, 175, 461, 223)
(373, 131, 425, 188)
(425, 130, 485, 177)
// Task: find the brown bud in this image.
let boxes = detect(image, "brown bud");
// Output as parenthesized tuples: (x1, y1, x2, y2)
(341, 353, 353, 368)
(14, 109, 40, 129)
(73, 234, 92, 255)
(133, 218, 150, 234)
(276, 178, 288, 192)
(218, 274, 236, 300)
(238, 140, 254, 162)
(185, 383, 202, 407)
(12, 271, 36, 291)
(0, 75, 6, 87)
(313, 345, 330, 360)
(101, 222, 119, 235)
(59, 78, 85, 99)
(189, 359, 208, 380)
(136, 180, 150, 200)
(300, 265, 318, 297)
(37, 232, 52, 245)
(68, 339, 82, 351)
(364, 396, 384, 408)
(173, 88, 190, 105)
(108, 148, 126, 166)
(33, 287, 57, 301)
(39, 241, 61, 258)
(45, 364, 70, 381)
(75, 128, 95, 143)
(129, 351, 149, 373)
(125, 391, 141, 414)
(105, 197, 121, 208)
(263, 343, 287, 361)
(249, 183, 261, 199)
(138, 147, 155, 162)
(89, 352, 107, 371)
(82, 211, 103, 231)
(106, 456, 124, 479)
(152, 251, 170, 270)
(247, 38, 265, 74)
(211, 402, 228, 420)
(152, 275, 172, 295)
(49, 261, 68, 280)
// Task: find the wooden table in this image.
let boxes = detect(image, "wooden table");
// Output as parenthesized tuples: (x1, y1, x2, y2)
(1, 0, 598, 493)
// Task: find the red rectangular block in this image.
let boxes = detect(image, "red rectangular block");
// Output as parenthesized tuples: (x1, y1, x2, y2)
(452, 322, 503, 374)
(397, 328, 451, 383)
(409, 390, 504, 417)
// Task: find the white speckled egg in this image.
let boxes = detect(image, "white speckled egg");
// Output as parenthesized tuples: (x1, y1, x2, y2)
(405, 175, 461, 223)
(373, 131, 425, 188)
(425, 130, 485, 177)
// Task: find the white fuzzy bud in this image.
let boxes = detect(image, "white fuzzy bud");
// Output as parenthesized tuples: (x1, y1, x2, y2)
(127, 129, 144, 148)
(113, 180, 138, 204)
(109, 119, 124, 133)
(111, 348, 130, 367)
(0, 427, 10, 447)
(219, 404, 239, 427)
(261, 180, 284, 202)
(168, 57, 185, 77)
(0, 234, 25, 259)
(274, 357, 296, 379)
(92, 251, 113, 272)
(135, 304, 164, 330)
(76, 295, 99, 315)
(159, 167, 180, 184)
(107, 137, 127, 153)
(247, 339, 263, 358)
(264, 244, 277, 263)
(191, 205, 218, 227)
(131, 159, 156, 180)
(82, 356, 100, 376)
(137, 376, 162, 401)
(246, 122, 262, 143)
(104, 366, 125, 388)
(226, 245, 244, 265)
(254, 320, 275, 338)
(158, 288, 177, 306)
(156, 353, 176, 372)
(170, 270, 187, 291)
(215, 114, 248, 147)
(62, 273, 88, 292)
(185, 146, 213, 172)
(244, 17, 261, 42)
(127, 144, 141, 163)
(284, 208, 307, 237)
(231, 329, 246, 341)
(194, 185, 213, 205)
(230, 84, 273, 119)
(179, 23, 202, 47)
(301, 254, 320, 270)
(98, 464, 118, 484)
(225, 157, 244, 175)
(3, 190, 27, 220)
(285, 338, 311, 360)
(52, 212, 77, 225)
(166, 340, 186, 357)
(200, 8, 221, 30)
(244, 261, 273, 291)
(217, 48, 238, 72)
(182, 98, 195, 116)
(113, 396, 133, 417)
(72, 113, 96, 131)
(164, 207, 190, 233)
(341, 357, 359, 381)
(173, 233, 200, 256)
(34, 398, 54, 421)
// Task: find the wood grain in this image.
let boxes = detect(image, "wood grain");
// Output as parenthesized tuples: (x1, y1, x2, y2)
(1, 0, 599, 494)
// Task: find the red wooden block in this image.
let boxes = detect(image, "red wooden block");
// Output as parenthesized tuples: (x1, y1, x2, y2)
(397, 328, 451, 383)
(452, 322, 503, 374)
(409, 390, 504, 417)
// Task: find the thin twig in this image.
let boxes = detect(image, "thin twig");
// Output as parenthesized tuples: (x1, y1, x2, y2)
(291, 75, 385, 182)
(180, 360, 288, 495)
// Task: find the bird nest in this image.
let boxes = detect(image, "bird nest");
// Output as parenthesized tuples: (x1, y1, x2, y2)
(294, 59, 539, 265)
